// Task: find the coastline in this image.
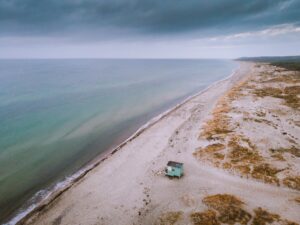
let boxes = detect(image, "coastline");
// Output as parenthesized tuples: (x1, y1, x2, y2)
(14, 61, 300, 225)
(5, 63, 241, 225)
(8, 62, 244, 225)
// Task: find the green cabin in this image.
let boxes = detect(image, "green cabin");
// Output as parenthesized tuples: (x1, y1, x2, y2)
(165, 161, 183, 178)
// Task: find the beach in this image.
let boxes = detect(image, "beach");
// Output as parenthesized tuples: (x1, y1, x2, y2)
(0, 59, 237, 223)
(17, 62, 300, 225)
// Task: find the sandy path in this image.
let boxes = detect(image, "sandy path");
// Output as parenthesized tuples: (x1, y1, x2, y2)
(23, 63, 300, 225)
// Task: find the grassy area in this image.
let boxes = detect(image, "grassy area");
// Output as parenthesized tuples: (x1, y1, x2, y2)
(156, 211, 183, 225)
(195, 60, 300, 189)
(190, 210, 219, 225)
(190, 194, 299, 225)
(283, 176, 300, 191)
(191, 194, 251, 225)
(253, 86, 300, 109)
(156, 194, 299, 225)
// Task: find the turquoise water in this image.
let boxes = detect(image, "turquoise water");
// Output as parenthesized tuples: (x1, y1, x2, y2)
(0, 59, 237, 223)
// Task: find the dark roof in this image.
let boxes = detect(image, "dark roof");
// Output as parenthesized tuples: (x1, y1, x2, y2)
(167, 161, 183, 168)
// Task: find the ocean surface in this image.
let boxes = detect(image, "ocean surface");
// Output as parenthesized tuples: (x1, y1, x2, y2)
(0, 59, 237, 223)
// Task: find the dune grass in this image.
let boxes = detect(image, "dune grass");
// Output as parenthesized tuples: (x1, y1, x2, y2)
(253, 86, 300, 109)
(270, 147, 300, 158)
(283, 176, 300, 191)
(195, 63, 300, 189)
(189, 194, 299, 225)
(202, 194, 251, 225)
(190, 210, 220, 225)
(156, 211, 183, 225)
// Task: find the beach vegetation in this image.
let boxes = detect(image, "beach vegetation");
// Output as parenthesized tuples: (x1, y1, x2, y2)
(213, 152, 225, 160)
(253, 86, 300, 109)
(203, 194, 244, 209)
(270, 153, 286, 161)
(251, 207, 298, 225)
(253, 87, 283, 98)
(272, 62, 300, 72)
(195, 63, 299, 189)
(191, 194, 300, 225)
(235, 165, 251, 174)
(193, 143, 225, 158)
(252, 207, 280, 225)
(156, 211, 183, 225)
(251, 164, 280, 185)
(270, 147, 300, 158)
(283, 176, 300, 190)
(228, 136, 262, 164)
(190, 210, 220, 225)
(198, 143, 225, 153)
(200, 97, 233, 140)
(263, 74, 299, 84)
(222, 162, 232, 169)
(202, 194, 251, 225)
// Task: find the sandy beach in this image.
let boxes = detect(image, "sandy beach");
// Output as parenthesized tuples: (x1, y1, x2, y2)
(19, 62, 300, 225)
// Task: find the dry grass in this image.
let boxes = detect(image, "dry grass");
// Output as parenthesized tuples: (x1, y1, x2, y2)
(243, 117, 275, 128)
(201, 115, 232, 140)
(190, 210, 220, 225)
(200, 80, 250, 140)
(284, 85, 300, 95)
(196, 133, 283, 185)
(253, 87, 283, 98)
(203, 194, 244, 209)
(295, 197, 300, 204)
(270, 153, 286, 161)
(202, 194, 251, 225)
(253, 86, 300, 109)
(228, 136, 262, 164)
(155, 211, 183, 225)
(252, 207, 280, 225)
(252, 207, 298, 225)
(213, 153, 225, 160)
(193, 143, 225, 160)
(251, 163, 281, 185)
(222, 162, 232, 169)
(195, 64, 299, 188)
(197, 143, 225, 154)
(262, 74, 300, 84)
(284, 95, 300, 109)
(270, 147, 300, 158)
(235, 165, 251, 174)
(227, 82, 246, 101)
(188, 194, 299, 225)
(283, 176, 300, 191)
(200, 97, 233, 140)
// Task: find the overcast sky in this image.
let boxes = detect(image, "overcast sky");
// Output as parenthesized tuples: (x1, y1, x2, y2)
(1, 0, 300, 58)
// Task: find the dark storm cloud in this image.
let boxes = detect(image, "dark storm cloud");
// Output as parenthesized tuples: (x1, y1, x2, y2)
(0, 0, 299, 37)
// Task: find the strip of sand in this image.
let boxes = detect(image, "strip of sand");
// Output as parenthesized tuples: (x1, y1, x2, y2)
(19, 62, 300, 225)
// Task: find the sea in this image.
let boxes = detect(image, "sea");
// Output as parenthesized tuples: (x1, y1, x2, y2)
(0, 59, 237, 224)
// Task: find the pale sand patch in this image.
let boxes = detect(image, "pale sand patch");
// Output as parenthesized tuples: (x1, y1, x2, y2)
(22, 63, 299, 225)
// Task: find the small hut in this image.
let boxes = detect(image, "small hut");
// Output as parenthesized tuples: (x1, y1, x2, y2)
(165, 161, 183, 178)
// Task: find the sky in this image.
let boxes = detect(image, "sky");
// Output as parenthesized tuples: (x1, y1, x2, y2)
(0, 0, 300, 58)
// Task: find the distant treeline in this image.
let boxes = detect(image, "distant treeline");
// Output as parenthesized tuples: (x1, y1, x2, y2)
(236, 56, 300, 71)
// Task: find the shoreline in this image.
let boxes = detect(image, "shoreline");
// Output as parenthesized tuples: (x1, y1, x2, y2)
(6, 63, 240, 225)
(17, 61, 299, 224)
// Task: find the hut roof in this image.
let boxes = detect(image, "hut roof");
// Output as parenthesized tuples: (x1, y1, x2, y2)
(167, 161, 183, 168)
